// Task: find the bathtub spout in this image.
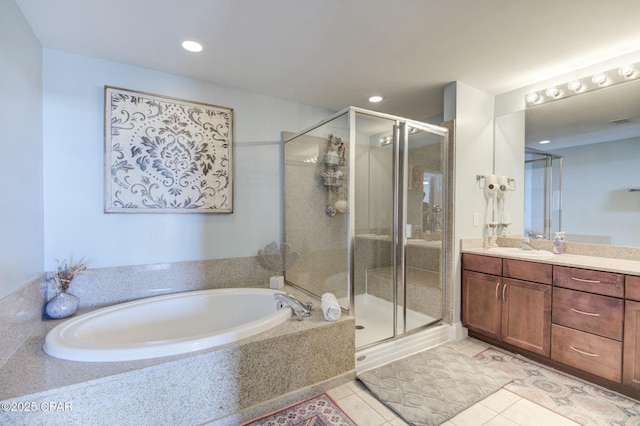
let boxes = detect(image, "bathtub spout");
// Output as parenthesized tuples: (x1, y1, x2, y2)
(274, 293, 311, 321)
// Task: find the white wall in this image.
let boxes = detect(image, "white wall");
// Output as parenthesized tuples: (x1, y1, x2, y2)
(0, 0, 44, 299)
(42, 49, 332, 270)
(444, 81, 495, 323)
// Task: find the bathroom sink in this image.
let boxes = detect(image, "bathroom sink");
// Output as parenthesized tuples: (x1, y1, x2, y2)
(488, 247, 554, 259)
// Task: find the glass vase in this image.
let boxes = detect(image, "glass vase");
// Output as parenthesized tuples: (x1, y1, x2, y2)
(46, 291, 79, 319)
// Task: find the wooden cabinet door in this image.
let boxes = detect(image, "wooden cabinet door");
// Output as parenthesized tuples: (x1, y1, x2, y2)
(462, 270, 502, 340)
(501, 278, 551, 356)
(624, 300, 640, 389)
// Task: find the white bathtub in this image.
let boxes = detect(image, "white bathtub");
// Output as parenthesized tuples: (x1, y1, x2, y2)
(43, 288, 292, 362)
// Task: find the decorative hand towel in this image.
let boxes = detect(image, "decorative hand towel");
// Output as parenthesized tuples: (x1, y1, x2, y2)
(321, 292, 341, 321)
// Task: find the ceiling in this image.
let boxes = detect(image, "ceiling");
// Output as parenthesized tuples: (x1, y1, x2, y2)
(13, 0, 640, 120)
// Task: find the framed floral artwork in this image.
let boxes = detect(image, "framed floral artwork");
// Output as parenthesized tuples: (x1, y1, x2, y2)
(104, 86, 234, 213)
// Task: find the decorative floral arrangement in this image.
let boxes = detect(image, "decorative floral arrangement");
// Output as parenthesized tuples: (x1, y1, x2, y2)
(51, 257, 87, 293)
(258, 242, 299, 277)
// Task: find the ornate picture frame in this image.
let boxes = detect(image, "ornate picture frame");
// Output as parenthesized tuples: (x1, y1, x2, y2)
(104, 86, 234, 213)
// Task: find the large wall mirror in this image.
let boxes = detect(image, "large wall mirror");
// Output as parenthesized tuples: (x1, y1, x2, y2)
(522, 77, 640, 247)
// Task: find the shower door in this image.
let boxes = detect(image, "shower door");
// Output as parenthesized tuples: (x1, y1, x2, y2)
(352, 113, 398, 347)
(400, 123, 446, 337)
(353, 113, 447, 349)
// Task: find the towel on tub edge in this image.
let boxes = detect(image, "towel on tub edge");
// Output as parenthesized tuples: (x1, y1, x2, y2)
(321, 292, 341, 321)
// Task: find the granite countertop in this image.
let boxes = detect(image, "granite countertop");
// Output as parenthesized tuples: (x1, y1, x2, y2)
(463, 246, 640, 276)
(0, 285, 353, 402)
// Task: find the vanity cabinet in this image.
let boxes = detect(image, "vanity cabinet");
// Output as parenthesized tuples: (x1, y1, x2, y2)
(463, 250, 640, 398)
(462, 254, 552, 356)
(551, 266, 624, 383)
(624, 275, 640, 390)
(462, 255, 502, 340)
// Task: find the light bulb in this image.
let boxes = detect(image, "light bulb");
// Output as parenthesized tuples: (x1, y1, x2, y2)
(567, 79, 583, 92)
(545, 86, 561, 98)
(592, 72, 609, 86)
(525, 92, 541, 104)
(618, 65, 636, 79)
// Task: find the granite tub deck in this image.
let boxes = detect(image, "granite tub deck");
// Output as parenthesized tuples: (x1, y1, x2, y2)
(0, 287, 356, 426)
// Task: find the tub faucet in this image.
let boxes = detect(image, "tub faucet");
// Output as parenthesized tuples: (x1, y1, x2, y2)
(274, 293, 312, 321)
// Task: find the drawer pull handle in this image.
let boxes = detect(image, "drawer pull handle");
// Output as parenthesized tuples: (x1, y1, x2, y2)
(496, 282, 500, 300)
(570, 308, 600, 317)
(570, 346, 599, 357)
(502, 284, 507, 302)
(570, 277, 601, 284)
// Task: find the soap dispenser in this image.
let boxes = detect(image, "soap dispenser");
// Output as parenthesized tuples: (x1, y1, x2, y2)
(553, 232, 563, 254)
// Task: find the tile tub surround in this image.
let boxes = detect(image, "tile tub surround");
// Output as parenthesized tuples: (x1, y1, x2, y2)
(0, 285, 356, 425)
(0, 256, 272, 368)
(62, 255, 274, 310)
(0, 256, 355, 424)
(0, 273, 46, 369)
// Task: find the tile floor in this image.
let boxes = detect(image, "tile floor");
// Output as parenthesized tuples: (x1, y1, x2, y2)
(324, 337, 593, 426)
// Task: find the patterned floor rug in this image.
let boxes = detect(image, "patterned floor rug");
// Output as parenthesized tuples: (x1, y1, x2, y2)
(243, 393, 357, 426)
(474, 348, 640, 426)
(357, 345, 512, 426)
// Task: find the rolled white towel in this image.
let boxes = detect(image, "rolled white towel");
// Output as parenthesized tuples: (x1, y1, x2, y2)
(321, 292, 341, 321)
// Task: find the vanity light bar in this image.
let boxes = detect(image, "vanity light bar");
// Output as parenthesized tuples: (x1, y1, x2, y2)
(525, 63, 639, 107)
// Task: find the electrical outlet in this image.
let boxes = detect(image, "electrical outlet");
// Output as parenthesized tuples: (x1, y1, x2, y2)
(473, 212, 479, 227)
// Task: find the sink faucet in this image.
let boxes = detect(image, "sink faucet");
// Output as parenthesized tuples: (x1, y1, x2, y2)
(274, 293, 312, 321)
(521, 232, 538, 250)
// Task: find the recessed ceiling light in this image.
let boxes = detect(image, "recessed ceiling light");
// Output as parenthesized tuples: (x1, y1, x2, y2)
(182, 40, 203, 53)
(368, 95, 383, 103)
(539, 140, 551, 145)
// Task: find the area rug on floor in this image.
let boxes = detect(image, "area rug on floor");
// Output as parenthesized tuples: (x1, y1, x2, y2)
(357, 345, 512, 426)
(474, 348, 640, 426)
(243, 393, 357, 426)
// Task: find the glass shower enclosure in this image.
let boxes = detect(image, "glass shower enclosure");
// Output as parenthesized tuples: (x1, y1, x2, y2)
(284, 107, 449, 350)
(524, 148, 563, 239)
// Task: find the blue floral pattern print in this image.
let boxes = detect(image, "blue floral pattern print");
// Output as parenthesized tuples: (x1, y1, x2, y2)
(105, 87, 233, 213)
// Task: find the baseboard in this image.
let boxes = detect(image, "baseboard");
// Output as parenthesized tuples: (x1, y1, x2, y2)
(355, 324, 452, 373)
(449, 322, 468, 341)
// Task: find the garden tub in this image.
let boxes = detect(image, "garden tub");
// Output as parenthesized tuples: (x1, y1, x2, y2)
(43, 288, 291, 362)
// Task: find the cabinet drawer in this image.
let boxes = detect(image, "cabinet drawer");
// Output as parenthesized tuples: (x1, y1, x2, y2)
(504, 259, 552, 284)
(552, 287, 623, 340)
(551, 324, 622, 383)
(462, 253, 502, 275)
(553, 266, 623, 297)
(626, 275, 640, 302)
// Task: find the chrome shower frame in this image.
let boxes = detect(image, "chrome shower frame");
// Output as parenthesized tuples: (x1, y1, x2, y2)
(283, 106, 450, 349)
